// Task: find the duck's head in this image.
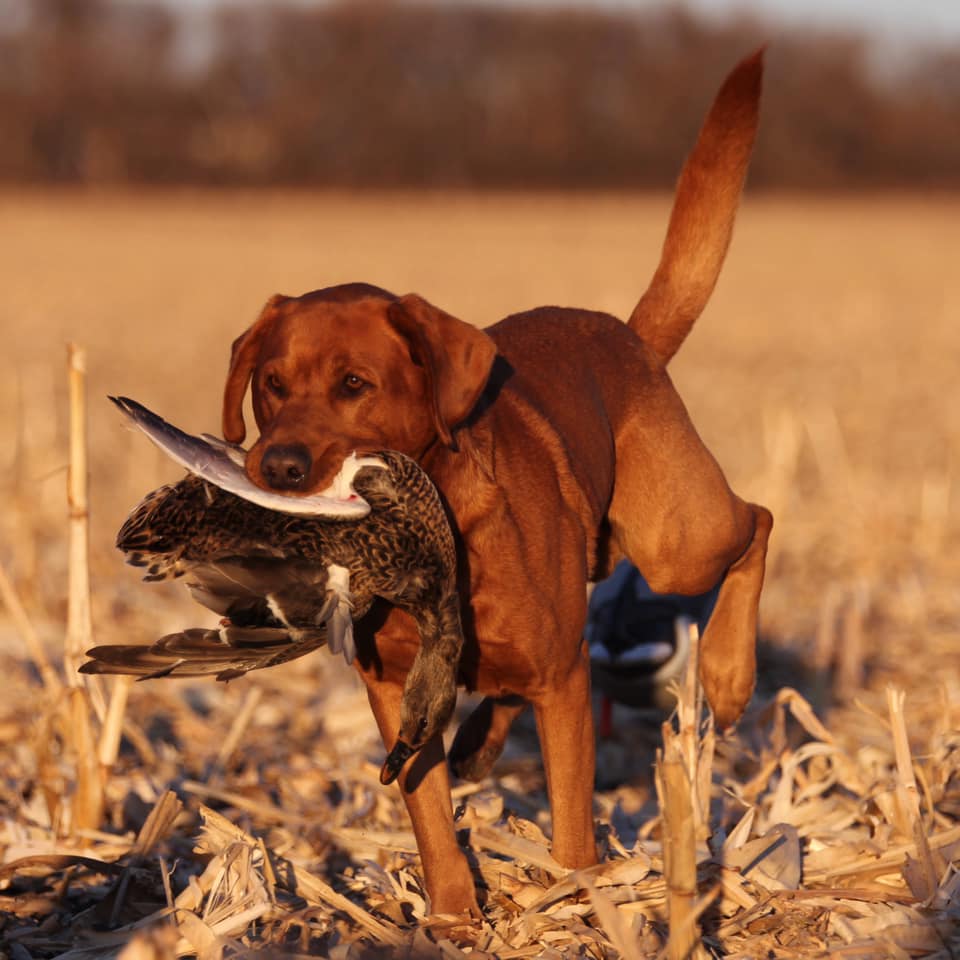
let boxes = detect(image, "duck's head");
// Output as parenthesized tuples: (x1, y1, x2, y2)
(379, 656, 458, 786)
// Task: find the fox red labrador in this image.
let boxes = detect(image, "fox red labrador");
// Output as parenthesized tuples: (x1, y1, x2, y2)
(221, 51, 772, 916)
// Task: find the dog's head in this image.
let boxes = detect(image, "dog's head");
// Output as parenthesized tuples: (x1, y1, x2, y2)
(222, 283, 497, 494)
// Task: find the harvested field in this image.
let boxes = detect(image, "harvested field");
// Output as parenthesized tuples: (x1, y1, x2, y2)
(1, 190, 959, 957)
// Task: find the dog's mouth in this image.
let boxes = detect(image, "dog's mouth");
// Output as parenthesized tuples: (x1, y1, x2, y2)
(237, 449, 388, 515)
(315, 452, 384, 503)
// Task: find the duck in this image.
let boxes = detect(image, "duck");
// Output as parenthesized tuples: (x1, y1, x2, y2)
(81, 397, 463, 784)
(586, 560, 715, 734)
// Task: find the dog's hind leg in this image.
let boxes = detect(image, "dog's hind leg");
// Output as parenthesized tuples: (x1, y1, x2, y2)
(616, 495, 771, 729)
(696, 501, 771, 728)
(608, 376, 772, 729)
(449, 694, 528, 782)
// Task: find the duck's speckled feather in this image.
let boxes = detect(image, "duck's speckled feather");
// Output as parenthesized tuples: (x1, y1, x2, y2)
(83, 401, 466, 784)
(83, 450, 458, 680)
(118, 451, 453, 609)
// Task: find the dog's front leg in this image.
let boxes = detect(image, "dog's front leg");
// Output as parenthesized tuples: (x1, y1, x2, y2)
(449, 694, 528, 782)
(532, 652, 598, 869)
(365, 677, 479, 917)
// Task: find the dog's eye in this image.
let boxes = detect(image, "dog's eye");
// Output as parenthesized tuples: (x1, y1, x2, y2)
(265, 373, 285, 397)
(342, 374, 367, 393)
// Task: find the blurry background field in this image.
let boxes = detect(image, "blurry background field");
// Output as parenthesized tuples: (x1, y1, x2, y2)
(3, 189, 958, 636)
(1, 0, 960, 956)
(3, 185, 959, 958)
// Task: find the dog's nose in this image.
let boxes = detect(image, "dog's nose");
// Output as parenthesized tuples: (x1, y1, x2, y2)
(260, 444, 312, 490)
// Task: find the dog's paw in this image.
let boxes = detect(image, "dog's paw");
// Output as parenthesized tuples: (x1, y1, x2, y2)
(700, 658, 755, 731)
(449, 742, 502, 782)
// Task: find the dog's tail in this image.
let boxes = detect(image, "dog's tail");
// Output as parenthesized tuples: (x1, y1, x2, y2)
(629, 48, 764, 365)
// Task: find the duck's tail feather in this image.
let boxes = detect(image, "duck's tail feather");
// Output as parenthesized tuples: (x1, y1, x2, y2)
(80, 625, 327, 682)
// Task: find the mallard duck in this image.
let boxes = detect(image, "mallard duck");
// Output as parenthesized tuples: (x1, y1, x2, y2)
(81, 397, 463, 784)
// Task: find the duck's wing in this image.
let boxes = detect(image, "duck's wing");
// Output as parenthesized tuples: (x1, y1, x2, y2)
(110, 396, 382, 518)
(182, 558, 323, 619)
(184, 559, 357, 664)
(80, 625, 329, 682)
(81, 557, 358, 680)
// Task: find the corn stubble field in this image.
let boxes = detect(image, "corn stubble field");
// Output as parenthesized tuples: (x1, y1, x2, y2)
(1, 190, 959, 958)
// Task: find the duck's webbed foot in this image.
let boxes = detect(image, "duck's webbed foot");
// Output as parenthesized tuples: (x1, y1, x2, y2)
(322, 564, 356, 663)
(262, 564, 356, 664)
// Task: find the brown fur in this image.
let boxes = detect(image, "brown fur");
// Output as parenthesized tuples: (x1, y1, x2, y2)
(221, 50, 772, 917)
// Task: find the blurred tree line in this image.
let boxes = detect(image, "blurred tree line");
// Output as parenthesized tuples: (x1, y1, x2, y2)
(1, 0, 958, 188)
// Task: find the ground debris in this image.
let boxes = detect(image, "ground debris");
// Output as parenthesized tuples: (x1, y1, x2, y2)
(3, 192, 960, 956)
(2, 606, 959, 960)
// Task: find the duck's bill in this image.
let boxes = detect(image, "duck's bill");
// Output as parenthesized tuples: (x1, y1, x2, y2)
(110, 396, 384, 518)
(379, 739, 418, 785)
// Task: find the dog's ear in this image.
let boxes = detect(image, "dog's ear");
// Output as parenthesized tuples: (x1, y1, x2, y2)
(387, 294, 497, 449)
(222, 294, 287, 443)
